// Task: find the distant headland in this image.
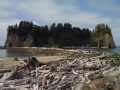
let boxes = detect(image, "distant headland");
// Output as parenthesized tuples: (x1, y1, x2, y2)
(4, 21, 116, 48)
(0, 46, 6, 49)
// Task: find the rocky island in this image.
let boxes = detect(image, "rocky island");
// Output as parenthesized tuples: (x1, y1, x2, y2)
(4, 21, 116, 48)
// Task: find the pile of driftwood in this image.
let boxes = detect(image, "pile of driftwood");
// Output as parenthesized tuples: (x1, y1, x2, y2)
(0, 56, 109, 90)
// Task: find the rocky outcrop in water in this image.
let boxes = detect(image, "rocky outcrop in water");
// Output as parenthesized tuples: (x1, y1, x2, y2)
(91, 34, 116, 48)
(4, 34, 34, 47)
(91, 23, 116, 48)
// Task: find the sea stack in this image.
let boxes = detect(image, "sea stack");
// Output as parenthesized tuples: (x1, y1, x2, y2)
(91, 23, 116, 48)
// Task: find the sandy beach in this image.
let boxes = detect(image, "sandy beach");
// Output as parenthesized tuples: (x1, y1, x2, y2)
(0, 56, 65, 69)
(0, 48, 90, 69)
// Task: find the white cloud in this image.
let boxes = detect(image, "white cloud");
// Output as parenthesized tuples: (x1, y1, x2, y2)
(0, 0, 119, 46)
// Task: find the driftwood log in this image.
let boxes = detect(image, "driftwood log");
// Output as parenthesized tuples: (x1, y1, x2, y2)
(0, 66, 19, 81)
(0, 69, 11, 73)
(75, 65, 100, 70)
(20, 56, 46, 68)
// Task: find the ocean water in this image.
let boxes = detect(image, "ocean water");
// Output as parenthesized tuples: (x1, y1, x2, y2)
(0, 49, 43, 60)
(83, 46, 120, 54)
(0, 46, 120, 60)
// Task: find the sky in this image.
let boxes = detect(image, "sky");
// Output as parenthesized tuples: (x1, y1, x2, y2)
(0, 0, 120, 46)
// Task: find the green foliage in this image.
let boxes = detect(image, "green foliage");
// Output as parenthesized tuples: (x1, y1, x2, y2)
(104, 53, 120, 67)
(105, 53, 120, 60)
(92, 23, 112, 38)
(91, 52, 102, 57)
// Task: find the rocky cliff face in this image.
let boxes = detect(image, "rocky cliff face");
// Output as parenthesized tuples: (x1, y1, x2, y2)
(4, 34, 34, 47)
(91, 34, 116, 48)
(4, 33, 116, 48)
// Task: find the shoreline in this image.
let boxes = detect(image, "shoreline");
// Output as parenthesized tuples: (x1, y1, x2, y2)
(0, 47, 89, 69)
(0, 56, 66, 69)
(63, 46, 110, 49)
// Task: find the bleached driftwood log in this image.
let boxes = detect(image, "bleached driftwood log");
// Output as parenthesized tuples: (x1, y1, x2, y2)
(0, 87, 16, 90)
(0, 77, 32, 84)
(0, 66, 19, 81)
(75, 65, 99, 70)
(1, 85, 29, 90)
(0, 69, 11, 73)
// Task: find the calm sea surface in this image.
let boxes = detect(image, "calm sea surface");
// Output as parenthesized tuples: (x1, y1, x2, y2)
(83, 46, 120, 54)
(0, 49, 43, 60)
(0, 46, 120, 60)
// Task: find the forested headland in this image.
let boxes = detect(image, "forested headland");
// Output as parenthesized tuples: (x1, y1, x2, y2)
(4, 21, 116, 48)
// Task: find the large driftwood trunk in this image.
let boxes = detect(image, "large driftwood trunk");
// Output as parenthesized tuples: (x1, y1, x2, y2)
(0, 69, 11, 73)
(21, 56, 47, 68)
(0, 66, 19, 81)
(29, 56, 46, 67)
(1, 87, 16, 90)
